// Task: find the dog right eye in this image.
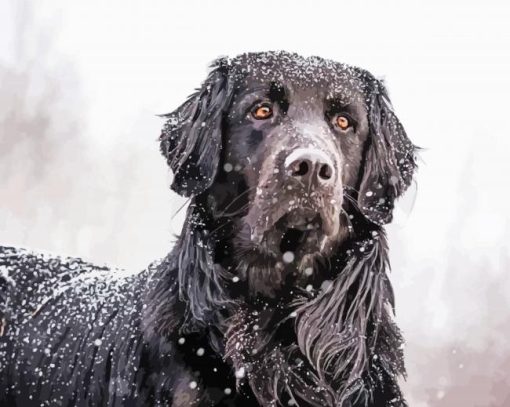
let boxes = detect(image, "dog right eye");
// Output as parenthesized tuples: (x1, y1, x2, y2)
(251, 103, 273, 120)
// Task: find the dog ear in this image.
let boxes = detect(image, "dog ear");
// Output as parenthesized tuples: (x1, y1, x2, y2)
(358, 78, 417, 225)
(160, 58, 234, 196)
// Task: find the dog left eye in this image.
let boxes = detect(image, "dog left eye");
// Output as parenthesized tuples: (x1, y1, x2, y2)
(252, 103, 273, 120)
(335, 114, 352, 130)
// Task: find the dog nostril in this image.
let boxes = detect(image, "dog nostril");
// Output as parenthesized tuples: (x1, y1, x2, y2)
(292, 161, 309, 177)
(319, 164, 332, 180)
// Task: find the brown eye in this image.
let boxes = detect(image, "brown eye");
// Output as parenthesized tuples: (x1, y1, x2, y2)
(336, 115, 350, 130)
(252, 104, 273, 120)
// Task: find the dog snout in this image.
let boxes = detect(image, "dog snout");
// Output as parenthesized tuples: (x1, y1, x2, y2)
(284, 148, 335, 186)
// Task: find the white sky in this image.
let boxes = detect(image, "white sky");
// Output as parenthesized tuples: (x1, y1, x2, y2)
(1, 1, 510, 405)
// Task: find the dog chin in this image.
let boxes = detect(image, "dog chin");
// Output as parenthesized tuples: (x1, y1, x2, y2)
(233, 212, 344, 297)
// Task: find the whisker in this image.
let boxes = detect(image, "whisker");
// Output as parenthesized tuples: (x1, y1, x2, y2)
(171, 197, 192, 221)
(208, 204, 251, 236)
(216, 185, 257, 218)
(343, 191, 360, 212)
(340, 208, 354, 236)
(344, 185, 361, 194)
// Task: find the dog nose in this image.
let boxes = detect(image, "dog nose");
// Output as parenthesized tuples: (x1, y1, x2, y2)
(284, 148, 335, 185)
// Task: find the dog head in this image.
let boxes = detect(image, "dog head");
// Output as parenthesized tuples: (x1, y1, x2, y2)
(160, 52, 416, 283)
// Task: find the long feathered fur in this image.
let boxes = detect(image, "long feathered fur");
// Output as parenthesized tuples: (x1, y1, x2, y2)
(222, 229, 406, 406)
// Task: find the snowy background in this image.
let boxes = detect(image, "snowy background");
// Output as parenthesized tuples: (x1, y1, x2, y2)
(1, 1, 509, 405)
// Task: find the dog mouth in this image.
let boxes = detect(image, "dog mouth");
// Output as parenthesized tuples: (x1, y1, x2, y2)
(274, 210, 328, 256)
(242, 196, 341, 260)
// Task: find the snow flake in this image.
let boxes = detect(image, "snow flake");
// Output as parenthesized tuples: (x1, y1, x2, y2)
(235, 367, 246, 379)
(282, 251, 295, 263)
(320, 280, 332, 292)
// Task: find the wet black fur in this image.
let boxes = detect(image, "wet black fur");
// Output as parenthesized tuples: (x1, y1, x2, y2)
(0, 52, 416, 406)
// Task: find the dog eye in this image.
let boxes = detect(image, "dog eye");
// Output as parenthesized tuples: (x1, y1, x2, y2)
(252, 104, 273, 120)
(335, 114, 351, 130)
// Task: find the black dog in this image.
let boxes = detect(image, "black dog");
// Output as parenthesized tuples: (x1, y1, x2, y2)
(0, 51, 416, 406)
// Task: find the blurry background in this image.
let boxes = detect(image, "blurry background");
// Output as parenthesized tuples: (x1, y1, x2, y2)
(1, 0, 509, 405)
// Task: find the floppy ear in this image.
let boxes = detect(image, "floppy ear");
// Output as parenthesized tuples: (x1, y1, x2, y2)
(160, 58, 234, 196)
(358, 78, 417, 225)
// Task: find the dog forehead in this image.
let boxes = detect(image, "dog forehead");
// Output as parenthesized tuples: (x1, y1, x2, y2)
(227, 51, 369, 104)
